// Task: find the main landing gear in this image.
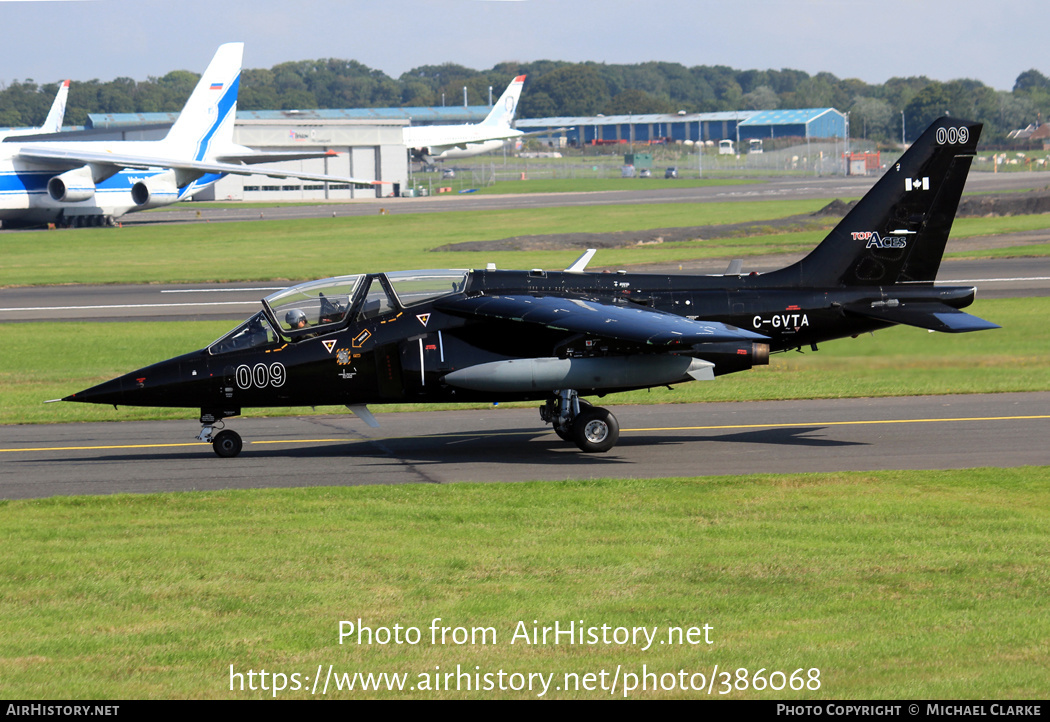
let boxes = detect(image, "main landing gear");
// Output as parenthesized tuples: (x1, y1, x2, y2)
(56, 214, 117, 229)
(540, 389, 620, 453)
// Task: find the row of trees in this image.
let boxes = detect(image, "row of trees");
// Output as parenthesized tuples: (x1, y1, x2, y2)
(2, 59, 1048, 144)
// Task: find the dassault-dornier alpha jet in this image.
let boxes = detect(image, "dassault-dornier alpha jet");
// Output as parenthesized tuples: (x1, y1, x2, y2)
(64, 117, 998, 457)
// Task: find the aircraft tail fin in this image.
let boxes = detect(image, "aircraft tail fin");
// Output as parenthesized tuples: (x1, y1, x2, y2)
(163, 42, 244, 162)
(479, 75, 526, 127)
(40, 80, 69, 133)
(765, 117, 981, 288)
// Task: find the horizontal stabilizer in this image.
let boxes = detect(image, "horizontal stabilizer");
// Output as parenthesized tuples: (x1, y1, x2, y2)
(436, 294, 767, 346)
(519, 126, 574, 138)
(846, 302, 1000, 333)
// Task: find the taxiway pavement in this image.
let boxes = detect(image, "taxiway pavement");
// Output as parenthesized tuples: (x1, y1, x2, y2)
(3, 392, 1047, 499)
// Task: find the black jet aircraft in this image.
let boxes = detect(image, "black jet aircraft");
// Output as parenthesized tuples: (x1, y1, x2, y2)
(65, 117, 998, 457)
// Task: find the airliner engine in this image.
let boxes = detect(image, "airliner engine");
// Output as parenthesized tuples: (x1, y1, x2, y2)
(131, 171, 179, 208)
(47, 166, 95, 203)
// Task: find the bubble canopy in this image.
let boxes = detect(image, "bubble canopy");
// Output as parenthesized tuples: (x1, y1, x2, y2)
(206, 270, 471, 351)
(206, 271, 472, 355)
(264, 274, 365, 335)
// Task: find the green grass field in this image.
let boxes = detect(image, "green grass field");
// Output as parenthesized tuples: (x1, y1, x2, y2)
(469, 177, 757, 194)
(2, 297, 1042, 425)
(3, 200, 1048, 287)
(2, 468, 1047, 699)
(3, 194, 1048, 700)
(1, 200, 829, 286)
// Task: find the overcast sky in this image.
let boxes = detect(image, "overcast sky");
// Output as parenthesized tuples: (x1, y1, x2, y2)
(1, 0, 1045, 93)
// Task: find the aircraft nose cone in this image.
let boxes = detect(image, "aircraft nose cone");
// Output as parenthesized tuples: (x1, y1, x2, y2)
(63, 375, 128, 406)
(62, 353, 209, 409)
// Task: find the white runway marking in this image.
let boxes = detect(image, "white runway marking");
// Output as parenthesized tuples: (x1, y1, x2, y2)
(0, 301, 259, 312)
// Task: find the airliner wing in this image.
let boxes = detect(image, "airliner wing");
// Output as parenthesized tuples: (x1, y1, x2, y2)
(16, 145, 383, 185)
(215, 149, 343, 165)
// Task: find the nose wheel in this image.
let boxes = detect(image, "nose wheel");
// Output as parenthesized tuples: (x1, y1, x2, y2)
(197, 424, 243, 458)
(212, 429, 243, 458)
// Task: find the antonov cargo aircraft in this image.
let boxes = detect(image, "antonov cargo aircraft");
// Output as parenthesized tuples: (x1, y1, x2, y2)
(0, 43, 381, 228)
(0, 79, 69, 141)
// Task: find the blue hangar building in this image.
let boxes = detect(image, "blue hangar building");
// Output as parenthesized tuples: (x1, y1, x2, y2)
(517, 107, 846, 145)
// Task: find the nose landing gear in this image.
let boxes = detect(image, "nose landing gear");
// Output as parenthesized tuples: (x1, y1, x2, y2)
(540, 389, 620, 453)
(196, 424, 243, 458)
(198, 409, 244, 457)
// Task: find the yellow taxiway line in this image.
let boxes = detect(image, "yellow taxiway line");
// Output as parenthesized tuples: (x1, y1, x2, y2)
(2, 414, 1048, 454)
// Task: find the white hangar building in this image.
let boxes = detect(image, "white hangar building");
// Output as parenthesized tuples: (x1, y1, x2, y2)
(85, 107, 499, 201)
(205, 113, 409, 201)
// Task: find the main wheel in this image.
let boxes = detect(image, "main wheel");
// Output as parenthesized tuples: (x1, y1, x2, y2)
(212, 429, 243, 458)
(572, 407, 619, 453)
(547, 398, 590, 442)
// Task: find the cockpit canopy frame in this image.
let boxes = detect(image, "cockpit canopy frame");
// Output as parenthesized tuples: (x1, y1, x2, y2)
(206, 270, 472, 355)
(263, 274, 365, 337)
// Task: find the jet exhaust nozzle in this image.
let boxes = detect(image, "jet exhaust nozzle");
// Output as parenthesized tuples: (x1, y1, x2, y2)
(689, 341, 769, 376)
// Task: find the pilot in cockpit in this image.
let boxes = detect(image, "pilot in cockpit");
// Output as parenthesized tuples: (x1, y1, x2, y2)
(285, 309, 309, 330)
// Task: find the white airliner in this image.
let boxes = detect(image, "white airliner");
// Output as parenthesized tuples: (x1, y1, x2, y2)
(0, 79, 69, 142)
(0, 43, 380, 228)
(402, 75, 530, 163)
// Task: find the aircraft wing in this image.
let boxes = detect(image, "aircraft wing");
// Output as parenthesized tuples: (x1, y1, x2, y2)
(15, 145, 384, 185)
(844, 302, 1000, 333)
(438, 127, 571, 147)
(435, 294, 767, 346)
(215, 149, 343, 165)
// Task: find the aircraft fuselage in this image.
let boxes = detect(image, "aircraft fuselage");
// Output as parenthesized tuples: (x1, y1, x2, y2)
(0, 142, 216, 225)
(63, 116, 998, 456)
(66, 267, 977, 416)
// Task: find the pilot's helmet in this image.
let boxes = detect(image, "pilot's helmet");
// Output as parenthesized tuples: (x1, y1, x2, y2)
(285, 309, 308, 328)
